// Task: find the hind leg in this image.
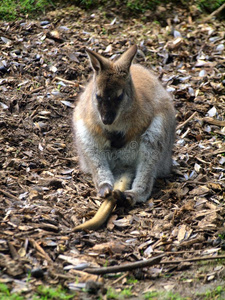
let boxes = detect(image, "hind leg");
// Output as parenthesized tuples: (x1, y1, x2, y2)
(157, 149, 173, 178)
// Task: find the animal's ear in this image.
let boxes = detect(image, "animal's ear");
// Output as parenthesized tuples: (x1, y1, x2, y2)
(86, 49, 110, 73)
(115, 45, 137, 72)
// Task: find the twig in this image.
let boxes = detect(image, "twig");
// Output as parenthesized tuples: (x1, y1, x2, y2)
(203, 3, 225, 22)
(178, 235, 205, 248)
(195, 156, 210, 165)
(54, 76, 78, 86)
(112, 272, 129, 285)
(49, 270, 77, 280)
(154, 249, 203, 255)
(28, 86, 45, 94)
(30, 239, 52, 262)
(176, 111, 197, 130)
(214, 130, 225, 137)
(8, 241, 20, 259)
(161, 254, 225, 265)
(203, 117, 225, 127)
(204, 147, 225, 157)
(181, 127, 190, 139)
(84, 254, 164, 275)
(0, 188, 20, 201)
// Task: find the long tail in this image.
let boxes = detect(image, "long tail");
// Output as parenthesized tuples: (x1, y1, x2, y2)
(73, 175, 130, 232)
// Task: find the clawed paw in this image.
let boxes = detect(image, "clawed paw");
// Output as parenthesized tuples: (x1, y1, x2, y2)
(112, 189, 136, 207)
(98, 183, 113, 198)
(112, 189, 126, 206)
(124, 191, 137, 207)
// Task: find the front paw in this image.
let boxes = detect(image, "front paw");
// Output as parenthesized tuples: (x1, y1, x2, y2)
(98, 183, 113, 198)
(112, 190, 137, 207)
(112, 189, 126, 206)
(124, 191, 137, 207)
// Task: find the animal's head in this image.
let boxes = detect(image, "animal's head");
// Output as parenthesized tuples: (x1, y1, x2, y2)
(86, 45, 137, 125)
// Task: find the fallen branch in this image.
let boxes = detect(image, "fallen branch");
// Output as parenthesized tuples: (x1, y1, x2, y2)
(176, 111, 197, 130)
(203, 3, 225, 22)
(83, 254, 225, 275)
(161, 254, 225, 265)
(84, 254, 164, 274)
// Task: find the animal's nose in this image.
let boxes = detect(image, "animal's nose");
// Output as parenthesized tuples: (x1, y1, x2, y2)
(102, 114, 115, 125)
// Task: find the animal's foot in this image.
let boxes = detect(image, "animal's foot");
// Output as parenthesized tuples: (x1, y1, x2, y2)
(124, 191, 137, 207)
(98, 183, 113, 198)
(112, 189, 136, 207)
(112, 189, 126, 206)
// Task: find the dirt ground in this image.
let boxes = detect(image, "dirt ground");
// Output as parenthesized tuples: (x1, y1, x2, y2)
(0, 4, 225, 299)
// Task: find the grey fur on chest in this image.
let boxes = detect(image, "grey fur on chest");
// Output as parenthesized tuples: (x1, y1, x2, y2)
(104, 139, 140, 168)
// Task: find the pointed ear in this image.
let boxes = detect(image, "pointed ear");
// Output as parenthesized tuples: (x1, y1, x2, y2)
(115, 45, 137, 72)
(86, 49, 110, 73)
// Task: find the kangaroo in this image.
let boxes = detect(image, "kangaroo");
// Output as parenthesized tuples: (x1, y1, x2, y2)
(72, 45, 175, 231)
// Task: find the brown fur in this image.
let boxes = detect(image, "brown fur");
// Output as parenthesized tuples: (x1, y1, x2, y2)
(73, 45, 175, 211)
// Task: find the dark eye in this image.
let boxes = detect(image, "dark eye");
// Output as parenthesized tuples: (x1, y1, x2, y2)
(96, 94, 102, 102)
(115, 91, 124, 102)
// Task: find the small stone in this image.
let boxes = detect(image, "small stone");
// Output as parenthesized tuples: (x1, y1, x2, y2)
(212, 237, 221, 246)
(221, 242, 225, 250)
(14, 50, 21, 55)
(85, 280, 102, 294)
(40, 21, 50, 26)
(216, 44, 224, 51)
(35, 54, 41, 61)
(31, 268, 44, 278)
(0, 66, 7, 74)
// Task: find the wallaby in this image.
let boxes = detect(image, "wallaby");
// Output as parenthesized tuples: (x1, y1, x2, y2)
(72, 45, 175, 231)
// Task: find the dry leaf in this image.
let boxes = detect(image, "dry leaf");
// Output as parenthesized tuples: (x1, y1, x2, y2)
(113, 215, 133, 227)
(92, 242, 126, 254)
(189, 186, 210, 195)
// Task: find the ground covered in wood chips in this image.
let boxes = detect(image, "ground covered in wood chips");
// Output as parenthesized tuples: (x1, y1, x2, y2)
(0, 4, 225, 300)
